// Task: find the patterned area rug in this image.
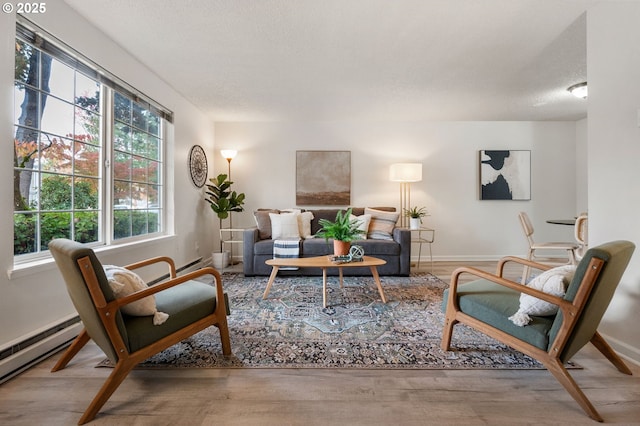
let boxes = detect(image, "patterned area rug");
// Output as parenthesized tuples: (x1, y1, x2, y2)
(100, 272, 570, 369)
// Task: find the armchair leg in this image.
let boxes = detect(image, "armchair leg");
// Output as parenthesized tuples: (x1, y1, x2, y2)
(217, 319, 232, 356)
(545, 358, 604, 422)
(590, 331, 633, 375)
(78, 359, 136, 425)
(440, 316, 457, 351)
(51, 329, 90, 372)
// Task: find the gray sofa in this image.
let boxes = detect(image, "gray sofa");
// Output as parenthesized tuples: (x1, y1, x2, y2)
(243, 207, 411, 276)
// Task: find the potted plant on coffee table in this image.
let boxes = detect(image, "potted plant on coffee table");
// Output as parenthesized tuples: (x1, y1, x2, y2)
(404, 206, 429, 230)
(315, 208, 365, 256)
(205, 173, 246, 267)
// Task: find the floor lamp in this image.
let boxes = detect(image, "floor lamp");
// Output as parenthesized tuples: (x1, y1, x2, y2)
(220, 149, 237, 265)
(389, 163, 423, 228)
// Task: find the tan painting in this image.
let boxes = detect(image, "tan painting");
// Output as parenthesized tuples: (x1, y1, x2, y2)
(296, 151, 351, 205)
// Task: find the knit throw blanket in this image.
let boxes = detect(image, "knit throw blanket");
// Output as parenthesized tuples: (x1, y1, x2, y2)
(273, 238, 301, 270)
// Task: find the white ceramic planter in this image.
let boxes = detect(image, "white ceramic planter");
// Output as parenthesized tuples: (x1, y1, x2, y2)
(409, 217, 421, 230)
(212, 251, 230, 269)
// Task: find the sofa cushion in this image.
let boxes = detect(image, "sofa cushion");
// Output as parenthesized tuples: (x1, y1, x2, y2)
(310, 209, 346, 235)
(357, 239, 400, 256)
(124, 280, 218, 353)
(443, 280, 555, 350)
(303, 238, 334, 256)
(366, 208, 400, 240)
(270, 212, 300, 239)
(298, 211, 314, 239)
(254, 239, 276, 256)
(302, 238, 399, 257)
(349, 213, 371, 240)
(254, 209, 280, 239)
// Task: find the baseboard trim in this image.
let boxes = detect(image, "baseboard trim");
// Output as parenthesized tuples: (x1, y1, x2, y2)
(417, 255, 519, 262)
(1, 257, 204, 384)
(0, 321, 82, 384)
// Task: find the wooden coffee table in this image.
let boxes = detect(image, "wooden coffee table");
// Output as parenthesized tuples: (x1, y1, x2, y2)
(264, 255, 387, 307)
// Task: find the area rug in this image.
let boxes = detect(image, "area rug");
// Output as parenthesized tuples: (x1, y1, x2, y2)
(99, 272, 574, 370)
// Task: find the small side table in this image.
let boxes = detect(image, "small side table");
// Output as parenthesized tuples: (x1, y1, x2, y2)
(219, 228, 245, 268)
(408, 227, 435, 271)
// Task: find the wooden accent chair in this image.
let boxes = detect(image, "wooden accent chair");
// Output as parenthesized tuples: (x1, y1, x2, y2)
(574, 214, 589, 261)
(48, 239, 231, 424)
(518, 211, 578, 282)
(441, 240, 635, 422)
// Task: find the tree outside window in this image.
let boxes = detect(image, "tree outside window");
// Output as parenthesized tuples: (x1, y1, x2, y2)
(13, 28, 164, 258)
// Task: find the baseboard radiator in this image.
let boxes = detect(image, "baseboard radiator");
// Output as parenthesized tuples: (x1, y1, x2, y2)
(0, 257, 204, 384)
(0, 316, 82, 385)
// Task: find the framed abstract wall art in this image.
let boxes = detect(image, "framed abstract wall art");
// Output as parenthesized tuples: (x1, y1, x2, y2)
(479, 150, 531, 200)
(296, 150, 351, 205)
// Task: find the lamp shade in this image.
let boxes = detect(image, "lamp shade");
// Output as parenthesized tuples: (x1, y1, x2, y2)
(220, 149, 237, 160)
(389, 163, 422, 182)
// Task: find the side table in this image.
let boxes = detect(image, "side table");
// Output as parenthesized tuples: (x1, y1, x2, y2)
(408, 227, 435, 271)
(219, 228, 245, 268)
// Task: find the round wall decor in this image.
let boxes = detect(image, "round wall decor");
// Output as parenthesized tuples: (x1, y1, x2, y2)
(188, 145, 208, 188)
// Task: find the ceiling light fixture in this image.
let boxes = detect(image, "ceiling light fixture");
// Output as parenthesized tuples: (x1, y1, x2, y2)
(567, 82, 588, 99)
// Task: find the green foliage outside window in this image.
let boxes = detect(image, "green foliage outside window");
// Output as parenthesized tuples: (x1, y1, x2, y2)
(13, 27, 164, 256)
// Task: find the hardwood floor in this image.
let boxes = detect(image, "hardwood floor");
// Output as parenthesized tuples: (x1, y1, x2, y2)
(1, 261, 639, 425)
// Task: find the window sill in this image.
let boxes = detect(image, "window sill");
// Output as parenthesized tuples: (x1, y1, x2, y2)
(7, 235, 176, 281)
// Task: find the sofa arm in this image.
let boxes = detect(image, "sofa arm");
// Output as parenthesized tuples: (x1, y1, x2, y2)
(394, 227, 411, 276)
(242, 228, 260, 276)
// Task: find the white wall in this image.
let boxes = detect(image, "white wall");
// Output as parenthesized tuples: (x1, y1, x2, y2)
(215, 120, 578, 260)
(588, 2, 640, 362)
(575, 118, 588, 214)
(0, 5, 217, 350)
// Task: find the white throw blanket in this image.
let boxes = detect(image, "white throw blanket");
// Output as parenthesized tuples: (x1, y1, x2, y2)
(273, 238, 301, 270)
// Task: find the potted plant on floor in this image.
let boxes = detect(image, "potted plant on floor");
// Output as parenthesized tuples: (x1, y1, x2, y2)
(404, 206, 429, 230)
(315, 208, 365, 255)
(205, 173, 246, 268)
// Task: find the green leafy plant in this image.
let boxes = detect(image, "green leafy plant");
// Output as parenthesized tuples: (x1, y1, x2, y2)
(315, 208, 365, 242)
(205, 173, 246, 250)
(404, 206, 429, 222)
(205, 173, 246, 219)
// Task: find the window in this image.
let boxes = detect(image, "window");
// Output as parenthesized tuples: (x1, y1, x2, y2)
(112, 92, 163, 239)
(13, 19, 171, 261)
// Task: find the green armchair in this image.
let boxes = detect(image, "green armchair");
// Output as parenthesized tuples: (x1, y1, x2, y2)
(442, 240, 635, 422)
(48, 239, 231, 424)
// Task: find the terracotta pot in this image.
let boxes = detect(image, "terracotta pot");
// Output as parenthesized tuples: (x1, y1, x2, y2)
(333, 240, 351, 256)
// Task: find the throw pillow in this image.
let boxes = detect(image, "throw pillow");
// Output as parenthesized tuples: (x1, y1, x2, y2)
(254, 209, 280, 239)
(269, 212, 301, 239)
(280, 208, 302, 215)
(298, 211, 314, 239)
(350, 213, 372, 240)
(508, 265, 577, 327)
(103, 265, 169, 325)
(365, 208, 399, 240)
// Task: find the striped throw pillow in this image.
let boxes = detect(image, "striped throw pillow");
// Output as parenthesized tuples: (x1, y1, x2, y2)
(365, 208, 399, 240)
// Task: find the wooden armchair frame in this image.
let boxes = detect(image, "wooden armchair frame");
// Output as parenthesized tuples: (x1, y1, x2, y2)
(49, 241, 231, 425)
(442, 254, 632, 422)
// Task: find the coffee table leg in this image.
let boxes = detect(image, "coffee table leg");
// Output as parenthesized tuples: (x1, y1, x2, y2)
(370, 266, 387, 303)
(263, 266, 280, 299)
(339, 267, 344, 288)
(322, 268, 328, 308)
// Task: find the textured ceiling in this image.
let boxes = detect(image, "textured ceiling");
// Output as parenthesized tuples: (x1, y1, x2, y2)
(62, 0, 595, 122)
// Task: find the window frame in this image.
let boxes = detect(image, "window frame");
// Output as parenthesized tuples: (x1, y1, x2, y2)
(13, 17, 172, 265)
